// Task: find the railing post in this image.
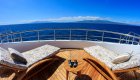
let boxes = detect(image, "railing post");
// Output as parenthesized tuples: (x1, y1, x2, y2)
(86, 30, 88, 40)
(119, 35, 122, 43)
(37, 31, 40, 41)
(1, 40, 2, 43)
(13, 36, 15, 42)
(139, 39, 140, 45)
(132, 37, 135, 45)
(70, 29, 71, 40)
(102, 32, 104, 41)
(54, 30, 56, 40)
(20, 33, 22, 42)
(0, 35, 1, 43)
(6, 33, 9, 43)
(11, 33, 14, 42)
(127, 36, 130, 44)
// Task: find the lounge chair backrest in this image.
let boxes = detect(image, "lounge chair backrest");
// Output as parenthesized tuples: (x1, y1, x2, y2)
(8, 48, 27, 65)
(0, 47, 27, 70)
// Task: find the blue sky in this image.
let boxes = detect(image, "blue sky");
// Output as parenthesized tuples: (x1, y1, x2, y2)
(0, 0, 140, 25)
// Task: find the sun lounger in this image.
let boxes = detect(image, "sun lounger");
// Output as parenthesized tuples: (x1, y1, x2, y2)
(0, 44, 60, 70)
(84, 45, 140, 79)
(0, 44, 60, 79)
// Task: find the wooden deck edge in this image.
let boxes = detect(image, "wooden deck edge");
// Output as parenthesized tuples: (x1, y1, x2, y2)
(84, 58, 118, 80)
(16, 57, 59, 80)
(113, 67, 139, 73)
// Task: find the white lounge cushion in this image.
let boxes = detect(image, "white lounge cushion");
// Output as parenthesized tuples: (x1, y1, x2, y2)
(84, 45, 118, 68)
(84, 45, 140, 70)
(112, 54, 131, 64)
(22, 44, 60, 67)
(0, 44, 60, 69)
(0, 47, 27, 69)
(112, 54, 140, 70)
(8, 48, 27, 65)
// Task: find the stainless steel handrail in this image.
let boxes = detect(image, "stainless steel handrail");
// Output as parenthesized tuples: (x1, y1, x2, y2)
(0, 28, 140, 45)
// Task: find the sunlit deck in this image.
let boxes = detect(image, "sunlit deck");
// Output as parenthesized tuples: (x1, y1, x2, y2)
(0, 49, 140, 80)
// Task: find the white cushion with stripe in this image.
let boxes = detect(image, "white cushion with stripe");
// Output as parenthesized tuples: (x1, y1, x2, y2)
(0, 44, 60, 70)
(84, 45, 140, 70)
(84, 45, 118, 68)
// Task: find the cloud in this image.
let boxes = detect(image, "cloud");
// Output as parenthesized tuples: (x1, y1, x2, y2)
(126, 21, 140, 25)
(21, 16, 111, 23)
(46, 16, 108, 21)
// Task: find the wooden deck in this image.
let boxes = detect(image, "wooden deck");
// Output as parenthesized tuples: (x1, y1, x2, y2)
(0, 49, 140, 80)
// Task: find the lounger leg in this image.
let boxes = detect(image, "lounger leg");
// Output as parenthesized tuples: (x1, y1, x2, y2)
(133, 70, 138, 80)
(14, 71, 26, 80)
(66, 70, 69, 80)
(77, 71, 81, 77)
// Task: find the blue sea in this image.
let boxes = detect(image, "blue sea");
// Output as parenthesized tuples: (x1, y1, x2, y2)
(0, 23, 140, 44)
(0, 23, 140, 34)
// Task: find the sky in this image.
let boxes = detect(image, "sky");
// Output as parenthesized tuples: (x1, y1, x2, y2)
(0, 0, 140, 25)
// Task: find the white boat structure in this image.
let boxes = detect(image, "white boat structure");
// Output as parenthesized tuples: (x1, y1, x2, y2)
(0, 28, 140, 80)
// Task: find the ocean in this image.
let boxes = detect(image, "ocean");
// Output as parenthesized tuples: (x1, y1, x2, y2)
(0, 23, 140, 34)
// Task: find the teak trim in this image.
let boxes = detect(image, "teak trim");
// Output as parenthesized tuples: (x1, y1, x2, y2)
(84, 58, 118, 80)
(15, 57, 59, 80)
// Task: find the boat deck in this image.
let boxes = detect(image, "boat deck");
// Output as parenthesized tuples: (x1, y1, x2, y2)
(0, 49, 140, 80)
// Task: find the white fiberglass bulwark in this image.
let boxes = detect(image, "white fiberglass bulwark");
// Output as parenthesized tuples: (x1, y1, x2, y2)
(0, 40, 140, 55)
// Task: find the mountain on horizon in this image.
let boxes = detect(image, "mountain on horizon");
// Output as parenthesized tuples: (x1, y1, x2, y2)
(0, 20, 133, 26)
(75, 20, 128, 25)
(30, 20, 128, 25)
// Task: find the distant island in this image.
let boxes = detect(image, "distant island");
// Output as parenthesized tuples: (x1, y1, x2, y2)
(30, 20, 128, 25)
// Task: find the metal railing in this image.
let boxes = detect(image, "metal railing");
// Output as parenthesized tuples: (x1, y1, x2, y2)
(0, 28, 140, 45)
